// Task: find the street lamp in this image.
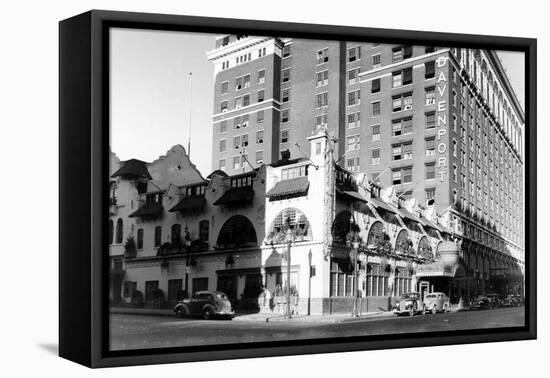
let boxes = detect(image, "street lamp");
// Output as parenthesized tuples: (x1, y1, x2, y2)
(351, 238, 360, 318)
(284, 227, 295, 319)
(184, 226, 192, 298)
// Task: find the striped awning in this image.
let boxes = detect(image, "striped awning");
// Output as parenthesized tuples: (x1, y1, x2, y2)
(266, 176, 310, 199)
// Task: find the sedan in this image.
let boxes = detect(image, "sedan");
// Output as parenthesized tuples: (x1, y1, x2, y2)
(174, 291, 235, 320)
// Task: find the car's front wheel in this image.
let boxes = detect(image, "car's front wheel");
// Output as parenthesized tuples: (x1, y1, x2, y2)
(175, 308, 185, 318)
(203, 307, 214, 320)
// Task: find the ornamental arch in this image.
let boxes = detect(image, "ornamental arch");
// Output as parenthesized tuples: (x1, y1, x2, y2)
(267, 207, 312, 243)
(216, 215, 257, 249)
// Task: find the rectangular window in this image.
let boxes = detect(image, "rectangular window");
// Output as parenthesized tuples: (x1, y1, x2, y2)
(315, 114, 328, 129)
(221, 81, 228, 94)
(243, 74, 250, 88)
(235, 97, 243, 109)
(425, 137, 435, 155)
(348, 68, 360, 84)
(243, 95, 250, 107)
(282, 45, 291, 58)
(316, 92, 329, 108)
(347, 112, 360, 128)
(347, 46, 361, 62)
(393, 93, 412, 112)
(219, 139, 226, 152)
(168, 279, 183, 301)
(282, 68, 291, 83)
(220, 101, 228, 112)
(256, 130, 264, 144)
(371, 148, 380, 165)
(371, 78, 380, 93)
(145, 281, 159, 302)
(316, 70, 328, 87)
(219, 120, 227, 133)
(317, 48, 329, 64)
(372, 101, 381, 116)
(371, 124, 380, 141)
(256, 110, 264, 123)
(281, 110, 289, 123)
(392, 145, 402, 160)
(154, 226, 162, 247)
(281, 130, 289, 143)
(426, 163, 436, 180)
(241, 134, 249, 147)
(426, 188, 436, 201)
(347, 135, 360, 151)
(403, 142, 413, 159)
(282, 89, 290, 103)
(233, 156, 240, 169)
(258, 69, 265, 84)
(425, 61, 435, 79)
(233, 136, 240, 149)
(347, 90, 360, 106)
(372, 54, 381, 69)
(256, 150, 264, 164)
(425, 87, 435, 105)
(257, 90, 264, 102)
(233, 116, 241, 129)
(425, 112, 436, 129)
(235, 77, 243, 91)
(219, 159, 226, 170)
(346, 157, 360, 172)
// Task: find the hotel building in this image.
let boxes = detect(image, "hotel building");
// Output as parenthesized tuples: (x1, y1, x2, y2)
(206, 36, 525, 298)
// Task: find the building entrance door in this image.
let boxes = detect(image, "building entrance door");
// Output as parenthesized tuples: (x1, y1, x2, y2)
(418, 280, 430, 302)
(217, 275, 238, 304)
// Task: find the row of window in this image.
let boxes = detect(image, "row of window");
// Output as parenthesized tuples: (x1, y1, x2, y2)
(219, 151, 264, 171)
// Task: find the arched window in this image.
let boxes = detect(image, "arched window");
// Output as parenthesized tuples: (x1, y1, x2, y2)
(331, 211, 352, 245)
(137, 228, 144, 250)
(367, 221, 384, 246)
(108, 219, 114, 245)
(395, 229, 410, 254)
(171, 224, 181, 246)
(154, 226, 162, 247)
(417, 236, 431, 258)
(268, 208, 312, 243)
(115, 218, 123, 244)
(217, 215, 257, 249)
(199, 220, 209, 242)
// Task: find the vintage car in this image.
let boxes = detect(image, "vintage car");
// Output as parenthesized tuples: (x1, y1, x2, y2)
(501, 294, 523, 307)
(423, 292, 450, 314)
(174, 290, 234, 320)
(393, 292, 425, 316)
(486, 293, 501, 307)
(470, 295, 493, 310)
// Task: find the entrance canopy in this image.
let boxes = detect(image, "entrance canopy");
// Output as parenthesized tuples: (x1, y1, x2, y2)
(415, 259, 462, 278)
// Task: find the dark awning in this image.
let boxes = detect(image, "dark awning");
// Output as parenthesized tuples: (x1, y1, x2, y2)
(369, 197, 397, 214)
(168, 196, 206, 213)
(398, 208, 422, 223)
(111, 159, 152, 180)
(128, 203, 163, 218)
(214, 186, 254, 206)
(266, 177, 310, 199)
(336, 183, 367, 203)
(420, 216, 440, 231)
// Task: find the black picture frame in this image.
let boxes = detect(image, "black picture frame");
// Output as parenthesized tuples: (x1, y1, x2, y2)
(59, 9, 537, 368)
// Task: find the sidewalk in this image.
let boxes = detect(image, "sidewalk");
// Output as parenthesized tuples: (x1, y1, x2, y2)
(109, 306, 393, 323)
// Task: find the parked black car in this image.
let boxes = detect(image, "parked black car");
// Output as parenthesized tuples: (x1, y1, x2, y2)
(470, 295, 494, 310)
(174, 291, 234, 320)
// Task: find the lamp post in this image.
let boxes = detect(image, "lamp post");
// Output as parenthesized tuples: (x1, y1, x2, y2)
(308, 249, 312, 316)
(352, 239, 360, 318)
(184, 226, 192, 298)
(285, 227, 295, 319)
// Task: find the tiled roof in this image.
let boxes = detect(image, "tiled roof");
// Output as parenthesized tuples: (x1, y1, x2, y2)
(369, 197, 397, 214)
(168, 196, 206, 213)
(111, 159, 152, 180)
(214, 186, 254, 206)
(336, 183, 367, 202)
(266, 176, 310, 199)
(128, 203, 163, 218)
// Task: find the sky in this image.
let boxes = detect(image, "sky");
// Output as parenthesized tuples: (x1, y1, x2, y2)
(110, 29, 526, 176)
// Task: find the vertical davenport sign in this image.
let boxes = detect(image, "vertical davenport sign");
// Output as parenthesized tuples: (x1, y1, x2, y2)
(436, 56, 448, 182)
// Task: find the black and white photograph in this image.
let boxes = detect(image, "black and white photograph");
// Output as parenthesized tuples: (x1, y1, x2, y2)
(107, 28, 528, 351)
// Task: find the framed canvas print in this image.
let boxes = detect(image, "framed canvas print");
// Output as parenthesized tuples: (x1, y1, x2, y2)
(59, 10, 537, 368)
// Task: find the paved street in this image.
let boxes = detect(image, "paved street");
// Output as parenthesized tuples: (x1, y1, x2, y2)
(110, 307, 525, 351)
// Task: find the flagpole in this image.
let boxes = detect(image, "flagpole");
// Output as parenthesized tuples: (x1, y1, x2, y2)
(187, 72, 193, 159)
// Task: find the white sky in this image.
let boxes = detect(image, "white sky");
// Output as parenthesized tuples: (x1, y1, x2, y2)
(110, 29, 526, 175)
